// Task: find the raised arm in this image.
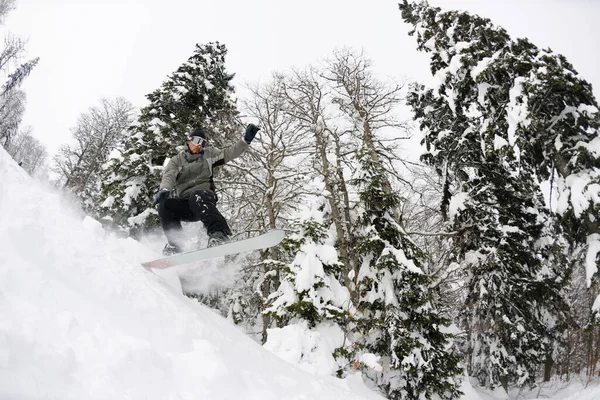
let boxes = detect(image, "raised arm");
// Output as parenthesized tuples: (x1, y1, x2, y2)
(206, 124, 260, 168)
(206, 139, 248, 168)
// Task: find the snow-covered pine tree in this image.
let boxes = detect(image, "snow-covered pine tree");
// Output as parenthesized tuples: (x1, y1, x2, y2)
(347, 145, 462, 399)
(96, 42, 239, 236)
(264, 198, 353, 374)
(399, 0, 578, 389)
(265, 202, 351, 327)
(322, 48, 462, 398)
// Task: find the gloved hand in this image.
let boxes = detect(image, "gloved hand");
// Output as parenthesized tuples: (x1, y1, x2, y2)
(153, 189, 170, 205)
(244, 123, 260, 144)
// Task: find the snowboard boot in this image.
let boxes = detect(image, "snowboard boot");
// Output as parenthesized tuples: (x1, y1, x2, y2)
(207, 231, 230, 248)
(162, 243, 182, 256)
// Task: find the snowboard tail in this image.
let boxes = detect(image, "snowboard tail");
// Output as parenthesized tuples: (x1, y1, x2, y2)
(142, 229, 285, 269)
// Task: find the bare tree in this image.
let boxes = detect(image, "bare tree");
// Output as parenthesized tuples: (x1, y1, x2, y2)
(321, 49, 412, 297)
(216, 74, 317, 342)
(0, 88, 25, 147)
(324, 49, 410, 208)
(233, 75, 314, 234)
(5, 125, 47, 174)
(280, 66, 358, 297)
(53, 97, 135, 211)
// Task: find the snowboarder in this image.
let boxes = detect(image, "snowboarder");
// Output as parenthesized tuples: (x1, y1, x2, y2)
(153, 124, 260, 255)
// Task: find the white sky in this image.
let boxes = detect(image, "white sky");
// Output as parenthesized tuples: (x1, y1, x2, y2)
(3, 0, 599, 156)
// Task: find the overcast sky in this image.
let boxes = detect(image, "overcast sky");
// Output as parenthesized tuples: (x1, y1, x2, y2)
(4, 0, 599, 156)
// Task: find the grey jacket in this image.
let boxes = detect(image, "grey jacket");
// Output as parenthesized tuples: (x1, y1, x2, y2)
(160, 139, 249, 198)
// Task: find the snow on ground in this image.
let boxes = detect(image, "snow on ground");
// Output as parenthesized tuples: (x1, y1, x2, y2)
(455, 376, 600, 400)
(3, 145, 600, 400)
(508, 378, 600, 400)
(0, 147, 383, 399)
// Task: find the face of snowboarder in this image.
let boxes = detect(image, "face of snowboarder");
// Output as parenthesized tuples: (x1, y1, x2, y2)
(187, 136, 206, 154)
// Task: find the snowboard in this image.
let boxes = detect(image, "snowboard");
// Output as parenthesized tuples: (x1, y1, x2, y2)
(142, 229, 285, 269)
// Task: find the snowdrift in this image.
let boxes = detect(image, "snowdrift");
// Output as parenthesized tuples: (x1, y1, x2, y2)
(0, 147, 382, 399)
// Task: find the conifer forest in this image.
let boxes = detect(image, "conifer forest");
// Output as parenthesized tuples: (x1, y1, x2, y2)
(4, 1, 600, 398)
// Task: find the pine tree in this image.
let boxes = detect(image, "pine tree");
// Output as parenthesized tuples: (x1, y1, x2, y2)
(348, 145, 462, 399)
(264, 198, 353, 374)
(399, 0, 582, 389)
(96, 42, 239, 236)
(265, 199, 352, 329)
(319, 48, 462, 397)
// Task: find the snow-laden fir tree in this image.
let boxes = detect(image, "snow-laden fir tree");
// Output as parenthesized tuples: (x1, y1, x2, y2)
(346, 145, 462, 400)
(399, 0, 586, 389)
(96, 42, 239, 236)
(321, 48, 462, 398)
(264, 197, 353, 374)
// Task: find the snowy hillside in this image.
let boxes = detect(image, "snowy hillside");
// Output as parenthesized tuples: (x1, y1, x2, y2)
(3, 144, 600, 400)
(0, 146, 383, 399)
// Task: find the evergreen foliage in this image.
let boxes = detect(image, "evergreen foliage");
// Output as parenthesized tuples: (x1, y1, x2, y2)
(262, 199, 353, 375)
(96, 42, 239, 236)
(350, 147, 462, 399)
(399, 0, 590, 389)
(265, 201, 352, 329)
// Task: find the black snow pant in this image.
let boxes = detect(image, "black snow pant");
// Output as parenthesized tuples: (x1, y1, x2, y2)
(158, 190, 231, 247)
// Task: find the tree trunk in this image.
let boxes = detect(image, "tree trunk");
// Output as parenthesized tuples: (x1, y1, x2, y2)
(543, 353, 553, 382)
(315, 130, 352, 275)
(499, 375, 509, 394)
(332, 132, 358, 300)
(261, 161, 279, 344)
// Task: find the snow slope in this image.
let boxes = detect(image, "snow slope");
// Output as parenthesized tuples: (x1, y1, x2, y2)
(3, 145, 600, 400)
(0, 147, 383, 399)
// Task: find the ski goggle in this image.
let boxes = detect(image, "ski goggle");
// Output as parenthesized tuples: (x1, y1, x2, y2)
(187, 136, 207, 146)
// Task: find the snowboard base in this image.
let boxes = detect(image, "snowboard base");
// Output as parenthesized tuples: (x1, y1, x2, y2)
(142, 229, 285, 269)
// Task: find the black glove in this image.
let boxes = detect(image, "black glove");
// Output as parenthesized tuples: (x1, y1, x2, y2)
(244, 123, 260, 144)
(153, 189, 170, 205)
